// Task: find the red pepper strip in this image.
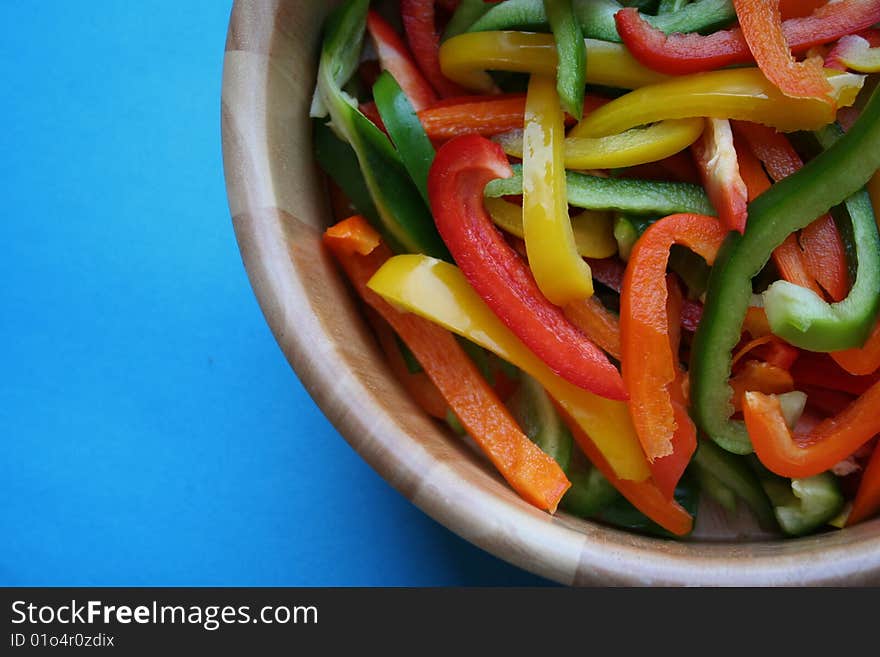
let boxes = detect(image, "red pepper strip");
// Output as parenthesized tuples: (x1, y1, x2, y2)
(648, 275, 697, 499)
(325, 215, 570, 512)
(401, 0, 469, 98)
(744, 379, 880, 479)
(733, 0, 833, 102)
(614, 1, 880, 76)
(791, 353, 880, 396)
(691, 119, 748, 233)
(366, 10, 438, 112)
(753, 339, 800, 371)
(428, 134, 627, 400)
(847, 440, 880, 525)
(556, 404, 693, 536)
(621, 213, 727, 464)
(417, 93, 605, 141)
(801, 384, 855, 417)
(826, 29, 880, 70)
(780, 0, 828, 20)
(730, 361, 795, 412)
(367, 310, 449, 420)
(734, 121, 848, 301)
(563, 296, 622, 361)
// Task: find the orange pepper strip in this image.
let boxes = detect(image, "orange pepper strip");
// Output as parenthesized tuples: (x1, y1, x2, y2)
(733, 121, 848, 300)
(556, 405, 693, 536)
(730, 361, 795, 412)
(562, 297, 621, 362)
(847, 441, 880, 525)
(368, 311, 449, 420)
(621, 214, 727, 464)
(743, 380, 880, 479)
(649, 275, 697, 500)
(324, 215, 570, 512)
(732, 0, 834, 102)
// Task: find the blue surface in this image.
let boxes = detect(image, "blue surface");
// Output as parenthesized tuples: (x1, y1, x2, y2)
(0, 1, 552, 586)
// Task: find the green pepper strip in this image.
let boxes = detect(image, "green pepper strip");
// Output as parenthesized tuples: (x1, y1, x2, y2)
(762, 127, 880, 352)
(313, 0, 449, 259)
(507, 372, 574, 472)
(485, 164, 715, 216)
(545, 0, 586, 121)
(658, 0, 689, 14)
(442, 0, 493, 41)
(690, 84, 880, 455)
(469, 0, 735, 42)
(373, 71, 436, 205)
(692, 440, 777, 530)
(313, 119, 379, 225)
(751, 464, 844, 537)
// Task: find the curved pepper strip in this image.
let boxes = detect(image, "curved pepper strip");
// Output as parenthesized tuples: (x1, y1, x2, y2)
(762, 125, 880, 352)
(826, 33, 880, 73)
(367, 254, 651, 482)
(401, 0, 468, 97)
(496, 117, 705, 171)
(743, 381, 880, 479)
(732, 0, 833, 102)
(522, 74, 593, 305)
(485, 164, 715, 216)
(690, 83, 880, 455)
(438, 31, 669, 94)
(427, 134, 626, 399)
(313, 0, 450, 259)
(366, 9, 437, 112)
(614, 1, 880, 75)
(325, 216, 570, 511)
(573, 68, 865, 138)
(484, 197, 616, 259)
(733, 120, 848, 302)
(621, 214, 726, 490)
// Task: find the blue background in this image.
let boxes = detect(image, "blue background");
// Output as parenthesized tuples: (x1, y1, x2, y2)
(0, 1, 550, 586)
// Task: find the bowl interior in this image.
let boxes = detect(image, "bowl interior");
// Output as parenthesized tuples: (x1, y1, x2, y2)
(221, 0, 880, 585)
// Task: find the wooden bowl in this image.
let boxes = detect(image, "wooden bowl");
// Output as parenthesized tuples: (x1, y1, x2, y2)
(221, 0, 880, 585)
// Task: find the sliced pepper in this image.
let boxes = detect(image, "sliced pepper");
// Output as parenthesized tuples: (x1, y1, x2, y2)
(544, 0, 586, 121)
(620, 214, 726, 489)
(496, 117, 705, 173)
(485, 164, 715, 216)
(401, 0, 468, 97)
(750, 465, 845, 536)
(428, 134, 626, 399)
(418, 93, 529, 140)
(762, 126, 880, 352)
(313, 0, 449, 258)
(732, 0, 833, 102)
(521, 74, 593, 305)
(373, 71, 436, 204)
(826, 33, 880, 73)
(325, 216, 570, 512)
(573, 68, 864, 138)
(366, 9, 437, 111)
(438, 31, 670, 93)
(470, 0, 736, 43)
(483, 197, 617, 259)
(614, 1, 880, 75)
(507, 372, 573, 472)
(443, 0, 494, 41)
(690, 82, 880, 455)
(691, 118, 748, 233)
(367, 254, 651, 481)
(562, 296, 622, 361)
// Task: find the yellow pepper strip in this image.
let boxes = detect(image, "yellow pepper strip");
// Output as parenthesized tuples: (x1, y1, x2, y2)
(367, 254, 651, 482)
(496, 117, 704, 170)
(438, 31, 669, 94)
(834, 35, 880, 73)
(574, 68, 865, 138)
(484, 197, 616, 258)
(522, 75, 593, 305)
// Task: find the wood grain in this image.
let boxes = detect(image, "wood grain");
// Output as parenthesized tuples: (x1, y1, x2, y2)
(220, 0, 880, 585)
